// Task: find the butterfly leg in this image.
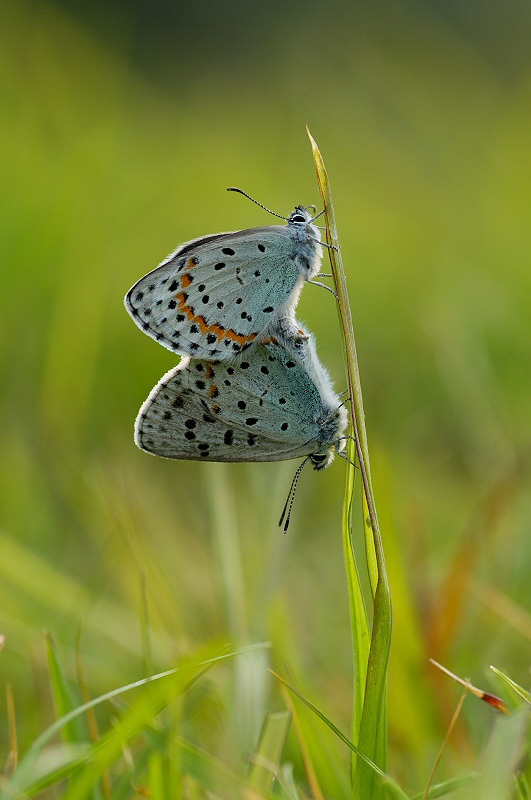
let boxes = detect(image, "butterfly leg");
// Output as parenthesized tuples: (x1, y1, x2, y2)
(311, 237, 340, 253)
(308, 280, 339, 299)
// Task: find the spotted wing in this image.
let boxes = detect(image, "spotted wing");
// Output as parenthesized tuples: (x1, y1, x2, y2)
(135, 342, 330, 462)
(125, 227, 304, 361)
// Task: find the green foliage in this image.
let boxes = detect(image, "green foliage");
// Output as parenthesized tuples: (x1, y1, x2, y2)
(1, 0, 530, 797)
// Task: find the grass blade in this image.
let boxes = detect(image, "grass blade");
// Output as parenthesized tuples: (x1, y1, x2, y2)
(490, 666, 531, 706)
(45, 631, 87, 746)
(308, 127, 392, 798)
(409, 773, 480, 799)
(473, 709, 529, 800)
(270, 670, 410, 800)
(7, 743, 91, 797)
(278, 682, 324, 800)
(248, 710, 292, 795)
(343, 420, 371, 745)
(5, 682, 18, 776)
(4, 643, 268, 798)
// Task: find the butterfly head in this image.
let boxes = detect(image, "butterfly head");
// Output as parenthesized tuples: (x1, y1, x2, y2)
(310, 403, 348, 471)
(286, 206, 322, 280)
(288, 206, 313, 226)
(310, 437, 347, 471)
(309, 450, 333, 470)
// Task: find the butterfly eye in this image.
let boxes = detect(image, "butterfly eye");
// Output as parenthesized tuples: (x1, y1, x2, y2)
(291, 214, 306, 224)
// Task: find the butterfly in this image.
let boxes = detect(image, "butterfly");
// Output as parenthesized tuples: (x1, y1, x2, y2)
(134, 329, 348, 475)
(124, 191, 323, 362)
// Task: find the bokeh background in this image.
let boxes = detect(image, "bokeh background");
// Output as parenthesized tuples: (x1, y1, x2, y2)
(1, 0, 530, 793)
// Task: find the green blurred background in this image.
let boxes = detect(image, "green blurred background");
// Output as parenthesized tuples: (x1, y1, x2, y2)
(1, 0, 530, 791)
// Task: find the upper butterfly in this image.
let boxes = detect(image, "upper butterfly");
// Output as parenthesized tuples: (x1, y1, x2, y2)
(124, 202, 322, 361)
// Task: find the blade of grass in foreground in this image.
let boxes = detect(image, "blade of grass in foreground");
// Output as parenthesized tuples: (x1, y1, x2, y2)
(409, 773, 480, 800)
(474, 709, 529, 800)
(490, 666, 531, 706)
(308, 128, 393, 798)
(270, 671, 409, 800)
(4, 643, 269, 799)
(248, 711, 292, 795)
(45, 632, 88, 746)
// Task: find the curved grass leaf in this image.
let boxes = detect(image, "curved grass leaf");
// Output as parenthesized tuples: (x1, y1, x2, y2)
(270, 670, 409, 800)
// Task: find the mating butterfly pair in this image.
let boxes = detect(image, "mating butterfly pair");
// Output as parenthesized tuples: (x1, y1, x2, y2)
(125, 195, 348, 504)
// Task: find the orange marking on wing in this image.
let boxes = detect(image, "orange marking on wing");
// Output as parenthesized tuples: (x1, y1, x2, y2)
(181, 273, 192, 288)
(175, 292, 256, 346)
(209, 385, 219, 398)
(205, 366, 214, 379)
(212, 404, 220, 414)
(176, 293, 207, 333)
(184, 257, 196, 271)
(219, 329, 256, 346)
(259, 335, 278, 345)
(209, 323, 226, 339)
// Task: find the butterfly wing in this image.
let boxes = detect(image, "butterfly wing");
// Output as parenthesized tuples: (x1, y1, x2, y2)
(125, 226, 309, 361)
(135, 342, 332, 462)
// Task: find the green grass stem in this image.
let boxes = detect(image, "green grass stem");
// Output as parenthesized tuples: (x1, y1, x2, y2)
(308, 128, 393, 798)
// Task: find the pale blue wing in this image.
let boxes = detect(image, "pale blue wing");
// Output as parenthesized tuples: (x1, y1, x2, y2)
(125, 218, 321, 361)
(135, 341, 337, 463)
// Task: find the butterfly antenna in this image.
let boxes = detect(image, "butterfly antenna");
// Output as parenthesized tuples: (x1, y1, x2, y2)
(310, 209, 326, 222)
(227, 188, 288, 220)
(279, 456, 311, 533)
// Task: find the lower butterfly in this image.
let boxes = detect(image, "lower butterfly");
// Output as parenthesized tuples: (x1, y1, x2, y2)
(134, 329, 348, 478)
